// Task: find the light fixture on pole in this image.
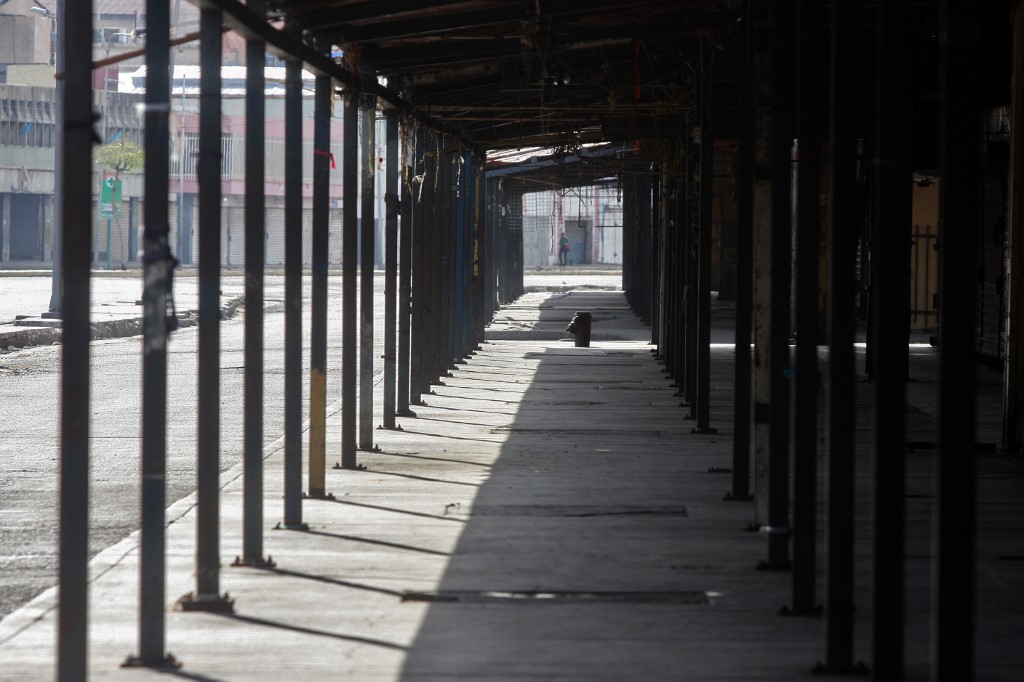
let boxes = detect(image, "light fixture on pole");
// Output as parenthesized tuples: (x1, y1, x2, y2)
(33, 0, 62, 318)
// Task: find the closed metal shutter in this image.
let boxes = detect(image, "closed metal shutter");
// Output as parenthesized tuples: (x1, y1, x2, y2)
(265, 202, 285, 266)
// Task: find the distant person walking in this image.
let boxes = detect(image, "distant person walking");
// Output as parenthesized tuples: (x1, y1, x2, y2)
(558, 232, 570, 266)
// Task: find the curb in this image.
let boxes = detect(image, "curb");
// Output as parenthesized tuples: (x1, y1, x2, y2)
(0, 296, 245, 352)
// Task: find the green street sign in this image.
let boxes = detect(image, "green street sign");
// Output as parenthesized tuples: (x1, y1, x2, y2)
(99, 175, 122, 218)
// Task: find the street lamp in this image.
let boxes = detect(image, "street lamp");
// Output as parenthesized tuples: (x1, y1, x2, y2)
(32, 0, 62, 318)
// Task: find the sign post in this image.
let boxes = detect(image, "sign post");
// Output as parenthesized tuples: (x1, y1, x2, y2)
(100, 174, 122, 269)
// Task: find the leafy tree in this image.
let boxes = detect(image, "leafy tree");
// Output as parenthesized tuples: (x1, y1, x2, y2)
(95, 138, 144, 175)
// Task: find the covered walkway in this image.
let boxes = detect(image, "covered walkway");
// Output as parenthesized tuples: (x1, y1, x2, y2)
(8, 0, 1024, 679)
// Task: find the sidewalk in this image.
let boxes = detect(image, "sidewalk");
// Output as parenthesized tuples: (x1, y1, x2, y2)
(0, 282, 1021, 679)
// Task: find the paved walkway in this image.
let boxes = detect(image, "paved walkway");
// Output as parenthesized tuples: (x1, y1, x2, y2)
(0, 278, 1022, 680)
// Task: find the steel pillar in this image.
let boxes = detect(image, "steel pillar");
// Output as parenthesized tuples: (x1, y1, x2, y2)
(383, 109, 399, 428)
(694, 45, 717, 435)
(762, 0, 795, 571)
(933, 2, 980, 678)
(59, 0, 93, 675)
(818, 0, 862, 672)
(871, 0, 913, 673)
(308, 66, 331, 498)
(1004, 0, 1024, 453)
(430, 137, 445, 382)
(178, 7, 232, 612)
(729, 1, 754, 502)
(652, 167, 664, 348)
(434, 133, 450, 376)
(282, 57, 305, 528)
(359, 95, 377, 451)
(790, 0, 826, 616)
(397, 124, 415, 416)
(241, 0, 268, 564)
(452, 150, 467, 363)
(410, 134, 429, 404)
(340, 92, 359, 468)
(683, 131, 698, 415)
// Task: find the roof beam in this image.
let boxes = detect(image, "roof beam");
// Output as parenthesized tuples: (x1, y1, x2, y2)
(297, 0, 481, 28)
(336, 6, 527, 44)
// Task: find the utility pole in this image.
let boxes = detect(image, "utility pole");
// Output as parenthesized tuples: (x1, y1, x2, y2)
(43, 0, 63, 318)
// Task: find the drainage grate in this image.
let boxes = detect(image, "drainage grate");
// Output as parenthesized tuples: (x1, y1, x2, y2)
(593, 385, 665, 390)
(402, 590, 709, 605)
(490, 427, 669, 437)
(469, 504, 687, 518)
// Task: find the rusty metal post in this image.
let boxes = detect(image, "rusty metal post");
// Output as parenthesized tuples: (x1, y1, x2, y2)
(359, 95, 377, 451)
(308, 63, 331, 497)
(340, 92, 359, 468)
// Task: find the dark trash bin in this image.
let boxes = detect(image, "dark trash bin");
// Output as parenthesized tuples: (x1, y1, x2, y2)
(566, 310, 592, 347)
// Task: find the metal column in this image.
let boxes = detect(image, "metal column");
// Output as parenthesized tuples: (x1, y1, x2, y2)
(383, 109, 399, 428)
(933, 2, 980, 678)
(817, 0, 862, 672)
(1004, 5, 1024, 454)
(729, 0, 754, 502)
(241, 0, 268, 565)
(282, 57, 305, 528)
(428, 136, 443, 386)
(179, 7, 231, 612)
(410, 134, 428, 405)
(790, 0, 826, 616)
(871, 0, 913, 673)
(652, 168, 664, 348)
(473, 162, 487, 344)
(622, 176, 634, 310)
(694, 45, 717, 435)
(359, 95, 377, 451)
(308, 68, 331, 498)
(750, 0, 774, 530)
(58, 0, 93, 675)
(397, 123, 415, 416)
(436, 135, 453, 379)
(684, 136, 698, 417)
(340, 92, 359, 468)
(763, 0, 795, 571)
(452, 150, 467, 363)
